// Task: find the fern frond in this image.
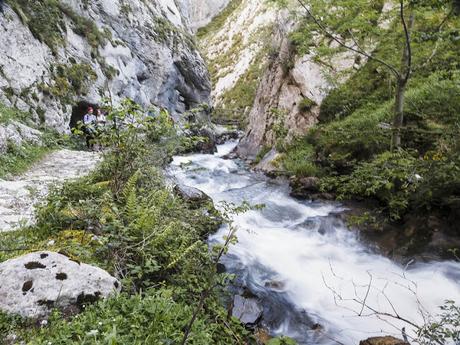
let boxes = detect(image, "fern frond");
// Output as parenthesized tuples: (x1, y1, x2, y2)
(122, 170, 140, 199)
(166, 240, 201, 269)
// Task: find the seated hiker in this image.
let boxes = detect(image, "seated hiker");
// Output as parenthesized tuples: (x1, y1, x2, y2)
(96, 108, 107, 126)
(83, 107, 96, 149)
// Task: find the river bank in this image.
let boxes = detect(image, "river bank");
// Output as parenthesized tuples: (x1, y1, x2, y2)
(169, 140, 460, 345)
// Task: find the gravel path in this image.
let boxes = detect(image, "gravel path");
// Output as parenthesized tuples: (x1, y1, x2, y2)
(0, 149, 101, 232)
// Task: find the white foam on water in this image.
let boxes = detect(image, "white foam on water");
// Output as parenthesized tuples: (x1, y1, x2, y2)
(170, 143, 460, 345)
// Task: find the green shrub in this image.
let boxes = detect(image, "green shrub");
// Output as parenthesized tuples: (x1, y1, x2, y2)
(400, 73, 460, 153)
(313, 101, 392, 170)
(320, 151, 420, 220)
(298, 97, 317, 112)
(0, 142, 50, 179)
(281, 139, 319, 177)
(0, 100, 250, 344)
(0, 103, 30, 124)
(23, 289, 247, 345)
(318, 61, 393, 123)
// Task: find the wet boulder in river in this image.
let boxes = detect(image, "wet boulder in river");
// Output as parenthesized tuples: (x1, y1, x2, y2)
(359, 336, 410, 345)
(0, 251, 120, 319)
(289, 176, 320, 198)
(190, 127, 218, 154)
(232, 295, 263, 325)
(174, 183, 212, 207)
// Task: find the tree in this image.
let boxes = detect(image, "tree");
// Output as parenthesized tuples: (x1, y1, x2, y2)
(273, 0, 453, 149)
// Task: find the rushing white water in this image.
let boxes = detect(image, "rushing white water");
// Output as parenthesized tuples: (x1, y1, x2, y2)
(169, 141, 460, 345)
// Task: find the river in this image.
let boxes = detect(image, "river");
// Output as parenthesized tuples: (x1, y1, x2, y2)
(168, 141, 460, 345)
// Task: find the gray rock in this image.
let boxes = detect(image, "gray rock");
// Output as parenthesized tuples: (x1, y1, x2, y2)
(0, 122, 42, 153)
(232, 295, 263, 324)
(0, 251, 120, 318)
(174, 183, 211, 206)
(189, 126, 218, 154)
(233, 3, 356, 160)
(214, 124, 241, 145)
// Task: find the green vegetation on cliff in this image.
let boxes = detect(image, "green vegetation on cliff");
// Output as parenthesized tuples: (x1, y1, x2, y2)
(275, 1, 460, 226)
(196, 0, 243, 39)
(7, 0, 109, 53)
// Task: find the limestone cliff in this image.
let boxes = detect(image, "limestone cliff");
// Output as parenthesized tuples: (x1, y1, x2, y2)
(236, 22, 356, 161)
(0, 0, 211, 134)
(198, 0, 278, 125)
(199, 0, 355, 165)
(182, 0, 231, 33)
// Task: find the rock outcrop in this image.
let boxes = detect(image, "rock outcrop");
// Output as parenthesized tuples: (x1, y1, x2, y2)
(0, 251, 120, 318)
(182, 0, 231, 32)
(0, 120, 42, 153)
(198, 0, 277, 108)
(236, 14, 355, 162)
(0, 0, 211, 132)
(197, 0, 355, 164)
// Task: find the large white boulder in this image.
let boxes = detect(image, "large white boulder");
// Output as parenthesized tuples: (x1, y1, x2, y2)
(0, 251, 120, 318)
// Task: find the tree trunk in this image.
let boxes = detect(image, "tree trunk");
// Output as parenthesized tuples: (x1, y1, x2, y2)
(391, 10, 414, 150)
(391, 78, 407, 149)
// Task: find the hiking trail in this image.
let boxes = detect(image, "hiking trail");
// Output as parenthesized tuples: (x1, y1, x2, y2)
(0, 149, 101, 232)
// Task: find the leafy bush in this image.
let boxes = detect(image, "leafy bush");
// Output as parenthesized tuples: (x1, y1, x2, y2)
(281, 138, 319, 177)
(17, 289, 248, 345)
(417, 300, 460, 345)
(312, 101, 392, 170)
(320, 151, 420, 220)
(319, 61, 393, 123)
(414, 135, 460, 214)
(0, 103, 30, 125)
(400, 73, 460, 152)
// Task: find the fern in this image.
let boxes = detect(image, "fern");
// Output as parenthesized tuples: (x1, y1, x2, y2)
(122, 170, 140, 223)
(166, 240, 201, 269)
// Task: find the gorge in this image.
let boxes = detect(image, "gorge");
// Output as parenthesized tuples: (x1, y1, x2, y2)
(0, 0, 459, 344)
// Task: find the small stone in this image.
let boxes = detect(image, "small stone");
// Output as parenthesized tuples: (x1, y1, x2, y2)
(232, 295, 263, 324)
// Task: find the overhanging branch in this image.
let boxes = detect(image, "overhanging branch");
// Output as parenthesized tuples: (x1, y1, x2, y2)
(295, 0, 401, 79)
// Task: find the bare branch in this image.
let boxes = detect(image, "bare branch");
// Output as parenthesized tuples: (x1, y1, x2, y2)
(359, 272, 373, 316)
(295, 0, 401, 79)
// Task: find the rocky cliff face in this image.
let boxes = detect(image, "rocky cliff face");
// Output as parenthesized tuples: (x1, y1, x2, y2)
(0, 0, 211, 133)
(198, 0, 278, 125)
(237, 20, 355, 161)
(182, 0, 231, 33)
(198, 0, 355, 164)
